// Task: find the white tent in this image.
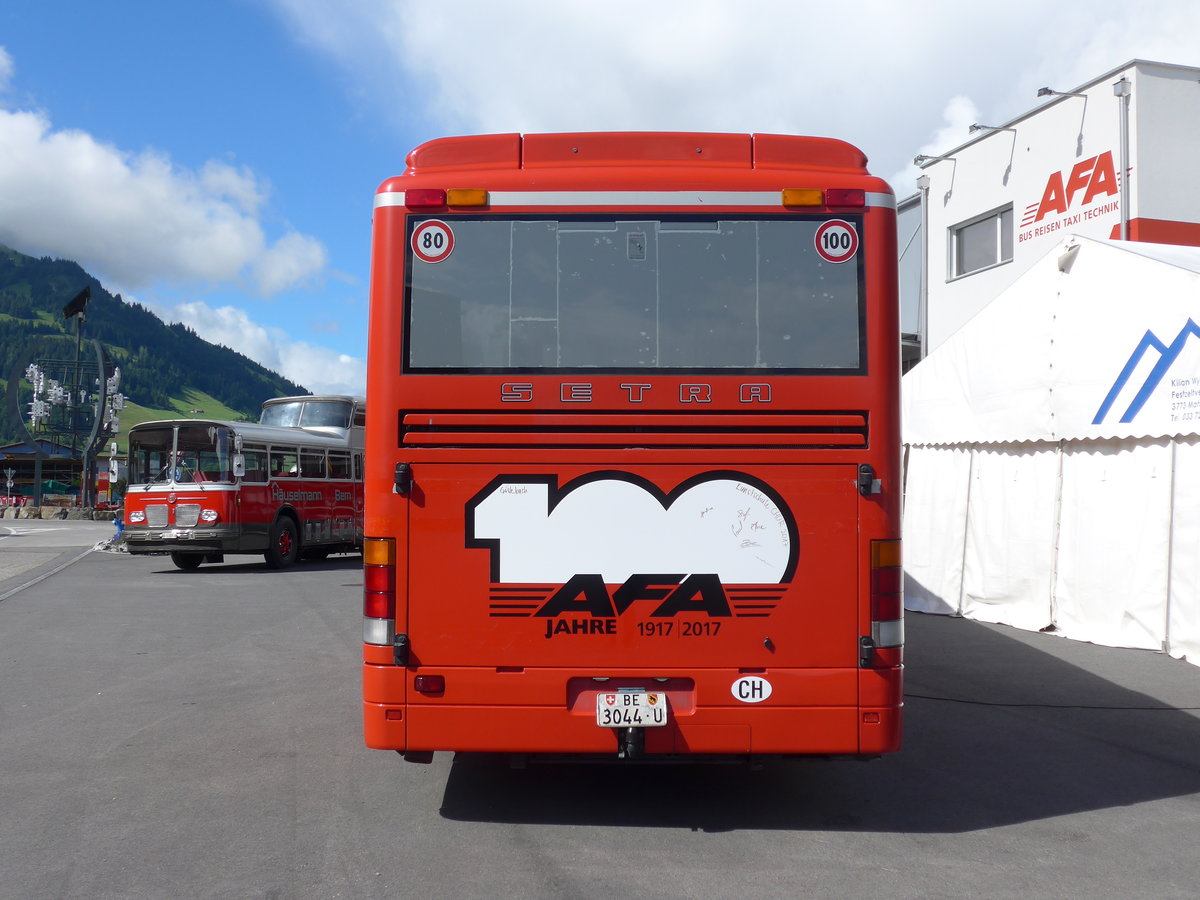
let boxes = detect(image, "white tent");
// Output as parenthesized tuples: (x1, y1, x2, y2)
(903, 235, 1200, 665)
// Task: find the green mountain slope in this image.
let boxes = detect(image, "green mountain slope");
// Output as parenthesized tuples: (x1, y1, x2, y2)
(0, 244, 308, 446)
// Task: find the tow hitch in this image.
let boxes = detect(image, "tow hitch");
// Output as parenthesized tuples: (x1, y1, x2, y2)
(617, 726, 646, 760)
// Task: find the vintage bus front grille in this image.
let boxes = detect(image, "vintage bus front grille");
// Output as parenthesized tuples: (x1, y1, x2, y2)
(174, 504, 202, 527)
(145, 504, 169, 527)
(400, 411, 869, 449)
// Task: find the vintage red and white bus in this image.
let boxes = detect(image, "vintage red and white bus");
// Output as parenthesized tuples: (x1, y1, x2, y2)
(123, 395, 364, 569)
(363, 132, 902, 762)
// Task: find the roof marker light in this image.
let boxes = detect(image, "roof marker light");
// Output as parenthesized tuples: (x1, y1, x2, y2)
(405, 189, 446, 209)
(825, 188, 866, 207)
(446, 189, 488, 207)
(782, 189, 823, 207)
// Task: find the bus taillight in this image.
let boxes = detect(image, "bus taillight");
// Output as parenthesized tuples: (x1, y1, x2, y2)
(869, 540, 903, 659)
(825, 188, 866, 207)
(363, 536, 396, 646)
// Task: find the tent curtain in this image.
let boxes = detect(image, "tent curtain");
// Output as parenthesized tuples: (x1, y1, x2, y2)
(903, 436, 1198, 666)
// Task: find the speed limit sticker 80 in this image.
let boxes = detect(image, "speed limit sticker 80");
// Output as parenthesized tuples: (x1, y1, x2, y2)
(411, 220, 455, 264)
(814, 219, 859, 264)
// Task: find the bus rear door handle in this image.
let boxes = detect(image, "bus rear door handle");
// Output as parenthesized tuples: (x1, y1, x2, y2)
(394, 462, 413, 495)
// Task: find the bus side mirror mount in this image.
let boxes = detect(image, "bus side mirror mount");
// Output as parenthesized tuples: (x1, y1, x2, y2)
(232, 454, 245, 479)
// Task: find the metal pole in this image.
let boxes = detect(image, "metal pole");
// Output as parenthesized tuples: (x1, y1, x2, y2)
(72, 314, 82, 456)
(1114, 76, 1132, 240)
(917, 174, 931, 360)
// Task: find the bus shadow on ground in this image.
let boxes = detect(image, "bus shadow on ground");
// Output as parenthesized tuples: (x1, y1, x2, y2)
(438, 613, 1200, 833)
(144, 554, 363, 576)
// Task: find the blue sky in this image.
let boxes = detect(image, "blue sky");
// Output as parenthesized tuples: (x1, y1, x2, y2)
(1, 0, 1197, 395)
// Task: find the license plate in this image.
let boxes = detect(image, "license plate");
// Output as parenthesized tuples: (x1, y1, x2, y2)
(595, 691, 668, 727)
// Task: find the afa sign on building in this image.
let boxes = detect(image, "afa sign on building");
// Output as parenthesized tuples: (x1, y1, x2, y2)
(913, 60, 1200, 352)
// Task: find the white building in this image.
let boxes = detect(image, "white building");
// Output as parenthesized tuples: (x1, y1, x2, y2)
(900, 59, 1200, 365)
(898, 59, 1200, 666)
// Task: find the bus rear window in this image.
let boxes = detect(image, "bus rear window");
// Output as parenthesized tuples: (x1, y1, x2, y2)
(405, 216, 863, 372)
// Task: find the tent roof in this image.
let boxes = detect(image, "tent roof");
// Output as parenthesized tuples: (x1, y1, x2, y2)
(904, 236, 1200, 445)
(1103, 238, 1200, 276)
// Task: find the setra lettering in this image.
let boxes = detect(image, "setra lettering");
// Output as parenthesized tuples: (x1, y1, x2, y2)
(499, 383, 773, 405)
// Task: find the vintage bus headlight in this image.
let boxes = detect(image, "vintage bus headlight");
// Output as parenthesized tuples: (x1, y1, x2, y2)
(199, 509, 220, 523)
(128, 510, 146, 524)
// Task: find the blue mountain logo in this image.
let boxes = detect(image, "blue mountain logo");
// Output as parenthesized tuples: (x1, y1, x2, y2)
(1093, 319, 1200, 424)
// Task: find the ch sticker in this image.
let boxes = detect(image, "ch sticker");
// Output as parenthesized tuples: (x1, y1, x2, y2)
(411, 220, 455, 264)
(731, 676, 773, 703)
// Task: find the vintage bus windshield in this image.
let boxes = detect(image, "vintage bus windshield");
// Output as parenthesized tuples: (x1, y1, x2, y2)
(128, 424, 236, 485)
(405, 216, 864, 372)
(260, 398, 354, 429)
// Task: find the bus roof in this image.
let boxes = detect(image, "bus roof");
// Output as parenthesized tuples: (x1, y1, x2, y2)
(127, 418, 358, 449)
(401, 132, 870, 174)
(260, 394, 364, 407)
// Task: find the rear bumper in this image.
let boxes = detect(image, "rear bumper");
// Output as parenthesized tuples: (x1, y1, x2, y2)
(363, 663, 902, 757)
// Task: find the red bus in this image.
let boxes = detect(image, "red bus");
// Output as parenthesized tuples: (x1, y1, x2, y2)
(123, 395, 365, 569)
(363, 133, 901, 762)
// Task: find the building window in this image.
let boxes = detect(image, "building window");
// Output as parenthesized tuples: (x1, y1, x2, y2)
(951, 206, 1013, 278)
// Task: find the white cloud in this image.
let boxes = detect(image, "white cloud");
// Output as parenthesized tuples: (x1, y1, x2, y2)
(165, 299, 365, 396)
(276, 341, 366, 397)
(252, 231, 329, 295)
(0, 105, 326, 295)
(268, 0, 1200, 196)
(888, 95, 981, 194)
(199, 160, 267, 216)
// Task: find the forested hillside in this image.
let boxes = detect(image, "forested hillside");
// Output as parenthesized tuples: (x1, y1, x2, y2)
(0, 244, 307, 445)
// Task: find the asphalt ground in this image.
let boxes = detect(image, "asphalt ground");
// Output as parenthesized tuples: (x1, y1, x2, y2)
(0, 518, 118, 600)
(1, 528, 1199, 899)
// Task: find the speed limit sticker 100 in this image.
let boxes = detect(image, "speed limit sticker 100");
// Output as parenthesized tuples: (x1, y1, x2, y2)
(814, 219, 859, 264)
(411, 220, 455, 264)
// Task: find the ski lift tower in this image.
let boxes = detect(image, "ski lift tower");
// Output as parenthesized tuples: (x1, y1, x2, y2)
(4, 286, 125, 507)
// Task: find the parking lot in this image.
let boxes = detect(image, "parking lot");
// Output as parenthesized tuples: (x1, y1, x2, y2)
(2, 520, 1199, 898)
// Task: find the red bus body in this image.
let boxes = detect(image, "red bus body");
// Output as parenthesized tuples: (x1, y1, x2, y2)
(363, 133, 901, 761)
(124, 395, 365, 569)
